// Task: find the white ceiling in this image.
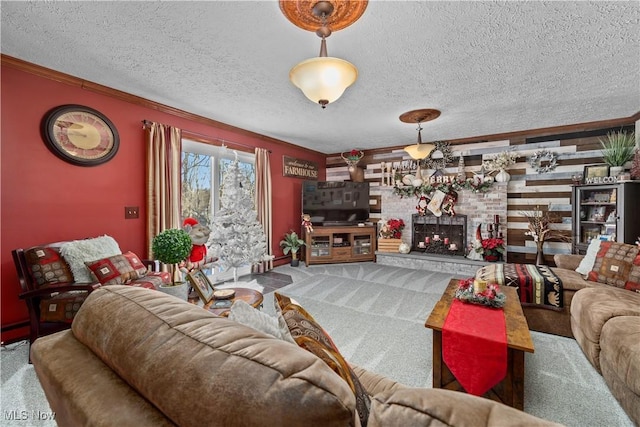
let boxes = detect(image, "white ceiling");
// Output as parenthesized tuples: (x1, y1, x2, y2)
(2, 1, 639, 154)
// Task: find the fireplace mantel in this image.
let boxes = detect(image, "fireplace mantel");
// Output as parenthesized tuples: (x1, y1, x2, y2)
(377, 184, 508, 260)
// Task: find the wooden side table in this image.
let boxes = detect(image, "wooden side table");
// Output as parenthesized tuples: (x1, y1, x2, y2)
(203, 288, 264, 317)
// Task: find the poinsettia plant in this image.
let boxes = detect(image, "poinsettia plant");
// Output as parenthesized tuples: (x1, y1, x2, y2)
(380, 218, 405, 239)
(476, 237, 505, 254)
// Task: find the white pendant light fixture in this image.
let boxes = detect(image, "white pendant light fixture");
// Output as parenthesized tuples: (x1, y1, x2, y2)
(400, 109, 441, 160)
(287, 1, 361, 109)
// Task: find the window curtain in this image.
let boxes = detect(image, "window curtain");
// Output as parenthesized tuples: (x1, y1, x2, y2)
(255, 147, 273, 271)
(145, 122, 182, 258)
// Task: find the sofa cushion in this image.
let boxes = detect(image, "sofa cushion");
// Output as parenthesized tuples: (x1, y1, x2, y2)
(60, 235, 121, 283)
(588, 242, 640, 290)
(24, 246, 74, 287)
(600, 316, 640, 396)
(368, 387, 560, 427)
(71, 286, 358, 427)
(85, 251, 149, 286)
(599, 316, 640, 426)
(570, 287, 640, 371)
(274, 292, 371, 427)
(31, 330, 175, 427)
(229, 299, 296, 343)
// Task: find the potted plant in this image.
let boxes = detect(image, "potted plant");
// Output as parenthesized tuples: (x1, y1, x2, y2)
(152, 228, 193, 300)
(476, 237, 505, 262)
(280, 231, 306, 267)
(600, 130, 636, 177)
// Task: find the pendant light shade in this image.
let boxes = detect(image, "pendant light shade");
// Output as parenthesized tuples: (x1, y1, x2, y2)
(404, 141, 435, 160)
(400, 108, 441, 159)
(283, 0, 364, 108)
(290, 56, 358, 107)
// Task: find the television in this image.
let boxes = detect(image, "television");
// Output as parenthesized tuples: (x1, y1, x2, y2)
(302, 181, 370, 226)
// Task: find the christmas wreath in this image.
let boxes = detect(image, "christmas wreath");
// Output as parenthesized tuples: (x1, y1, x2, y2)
(528, 149, 558, 174)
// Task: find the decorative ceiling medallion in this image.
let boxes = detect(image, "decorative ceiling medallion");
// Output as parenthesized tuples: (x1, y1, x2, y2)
(279, 0, 368, 32)
(399, 109, 441, 124)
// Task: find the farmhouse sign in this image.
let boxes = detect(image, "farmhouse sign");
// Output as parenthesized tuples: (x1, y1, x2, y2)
(283, 156, 318, 180)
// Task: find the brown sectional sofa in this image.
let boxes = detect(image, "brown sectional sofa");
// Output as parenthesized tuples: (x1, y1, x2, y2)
(517, 248, 640, 426)
(31, 286, 559, 427)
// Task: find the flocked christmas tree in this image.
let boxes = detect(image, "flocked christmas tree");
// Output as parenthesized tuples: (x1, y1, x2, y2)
(208, 153, 268, 282)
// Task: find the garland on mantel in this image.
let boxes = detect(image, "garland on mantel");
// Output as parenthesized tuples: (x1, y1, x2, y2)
(392, 178, 494, 198)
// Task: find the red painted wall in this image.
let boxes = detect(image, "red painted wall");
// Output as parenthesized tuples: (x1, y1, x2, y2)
(1, 63, 326, 342)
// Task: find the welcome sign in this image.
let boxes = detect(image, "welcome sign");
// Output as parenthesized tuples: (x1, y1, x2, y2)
(283, 156, 318, 180)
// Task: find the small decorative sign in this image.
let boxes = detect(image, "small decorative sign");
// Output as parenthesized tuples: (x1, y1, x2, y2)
(283, 156, 318, 180)
(583, 165, 617, 184)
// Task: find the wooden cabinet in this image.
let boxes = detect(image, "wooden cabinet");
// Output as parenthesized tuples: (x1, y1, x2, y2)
(303, 225, 376, 265)
(572, 182, 640, 254)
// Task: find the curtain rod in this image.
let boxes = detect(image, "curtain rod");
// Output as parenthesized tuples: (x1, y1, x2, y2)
(141, 120, 271, 153)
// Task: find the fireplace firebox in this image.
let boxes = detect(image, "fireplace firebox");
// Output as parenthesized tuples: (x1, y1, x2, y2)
(412, 214, 467, 256)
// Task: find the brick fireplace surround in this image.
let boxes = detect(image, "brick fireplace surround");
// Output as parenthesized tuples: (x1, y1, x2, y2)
(376, 184, 508, 275)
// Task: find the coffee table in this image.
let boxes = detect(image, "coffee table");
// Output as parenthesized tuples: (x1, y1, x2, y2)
(191, 288, 263, 317)
(425, 278, 535, 410)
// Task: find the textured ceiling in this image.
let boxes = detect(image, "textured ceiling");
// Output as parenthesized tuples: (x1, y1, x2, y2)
(2, 1, 638, 154)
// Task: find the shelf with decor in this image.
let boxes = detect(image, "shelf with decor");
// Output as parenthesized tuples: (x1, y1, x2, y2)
(303, 225, 376, 265)
(572, 182, 640, 254)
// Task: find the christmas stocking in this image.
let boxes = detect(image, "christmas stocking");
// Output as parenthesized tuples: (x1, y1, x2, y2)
(416, 195, 430, 216)
(442, 190, 458, 216)
(427, 190, 446, 217)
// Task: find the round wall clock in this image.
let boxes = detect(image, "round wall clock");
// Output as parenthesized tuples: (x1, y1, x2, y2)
(41, 105, 119, 166)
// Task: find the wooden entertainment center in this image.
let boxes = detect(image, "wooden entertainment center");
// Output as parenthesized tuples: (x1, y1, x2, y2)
(303, 225, 376, 265)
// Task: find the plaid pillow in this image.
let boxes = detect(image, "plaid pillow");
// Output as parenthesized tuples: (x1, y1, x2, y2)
(24, 246, 74, 288)
(85, 251, 148, 286)
(588, 242, 640, 291)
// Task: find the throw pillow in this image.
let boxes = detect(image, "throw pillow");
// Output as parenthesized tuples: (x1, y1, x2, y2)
(274, 292, 371, 427)
(228, 299, 296, 343)
(39, 291, 87, 323)
(588, 242, 640, 289)
(24, 246, 74, 287)
(575, 238, 601, 276)
(60, 235, 121, 283)
(85, 251, 148, 286)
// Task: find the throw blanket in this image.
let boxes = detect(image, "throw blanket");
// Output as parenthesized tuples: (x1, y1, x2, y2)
(475, 263, 563, 309)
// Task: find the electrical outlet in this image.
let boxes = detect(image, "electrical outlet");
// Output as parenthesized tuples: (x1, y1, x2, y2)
(125, 206, 139, 219)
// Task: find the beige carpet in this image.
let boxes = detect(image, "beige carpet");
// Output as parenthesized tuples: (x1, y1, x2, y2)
(265, 262, 634, 427)
(1, 262, 634, 426)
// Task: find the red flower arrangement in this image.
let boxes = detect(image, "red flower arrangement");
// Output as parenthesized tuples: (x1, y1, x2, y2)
(387, 218, 405, 239)
(475, 237, 505, 262)
(480, 238, 505, 253)
(380, 218, 405, 239)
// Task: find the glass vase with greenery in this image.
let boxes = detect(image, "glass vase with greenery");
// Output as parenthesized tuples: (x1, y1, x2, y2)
(152, 228, 193, 285)
(599, 130, 636, 167)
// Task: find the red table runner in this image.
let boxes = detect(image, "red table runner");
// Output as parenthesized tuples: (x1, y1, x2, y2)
(442, 299, 507, 396)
